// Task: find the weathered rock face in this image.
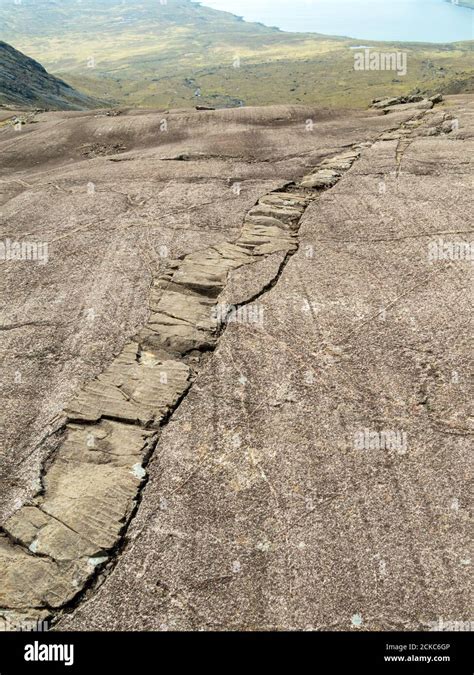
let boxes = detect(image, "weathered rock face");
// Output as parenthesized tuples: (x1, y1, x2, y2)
(371, 94, 445, 115)
(372, 94, 443, 112)
(1, 102, 413, 523)
(0, 115, 363, 624)
(1, 96, 471, 630)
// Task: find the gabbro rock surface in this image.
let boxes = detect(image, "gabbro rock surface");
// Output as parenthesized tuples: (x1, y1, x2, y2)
(0, 96, 471, 630)
(1, 102, 414, 521)
(0, 109, 356, 624)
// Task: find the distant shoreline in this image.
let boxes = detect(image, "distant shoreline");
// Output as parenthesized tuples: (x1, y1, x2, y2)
(446, 0, 474, 8)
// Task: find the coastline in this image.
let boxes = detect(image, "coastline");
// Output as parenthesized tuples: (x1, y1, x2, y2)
(448, 0, 474, 9)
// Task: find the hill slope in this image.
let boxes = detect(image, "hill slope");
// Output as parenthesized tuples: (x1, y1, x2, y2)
(0, 0, 472, 109)
(0, 41, 103, 110)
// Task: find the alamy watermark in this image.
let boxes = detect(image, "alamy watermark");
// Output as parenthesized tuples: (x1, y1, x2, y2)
(0, 239, 49, 265)
(24, 641, 74, 667)
(0, 616, 49, 632)
(427, 617, 473, 632)
(353, 428, 408, 454)
(428, 238, 474, 263)
(354, 49, 407, 77)
(212, 303, 264, 327)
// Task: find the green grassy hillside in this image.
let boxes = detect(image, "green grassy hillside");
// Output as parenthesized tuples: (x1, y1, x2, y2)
(0, 0, 472, 109)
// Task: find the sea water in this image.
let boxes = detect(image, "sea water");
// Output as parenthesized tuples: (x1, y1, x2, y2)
(203, 0, 473, 43)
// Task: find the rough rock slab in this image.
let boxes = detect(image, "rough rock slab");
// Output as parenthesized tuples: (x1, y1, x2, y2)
(1, 96, 471, 630)
(54, 96, 473, 631)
